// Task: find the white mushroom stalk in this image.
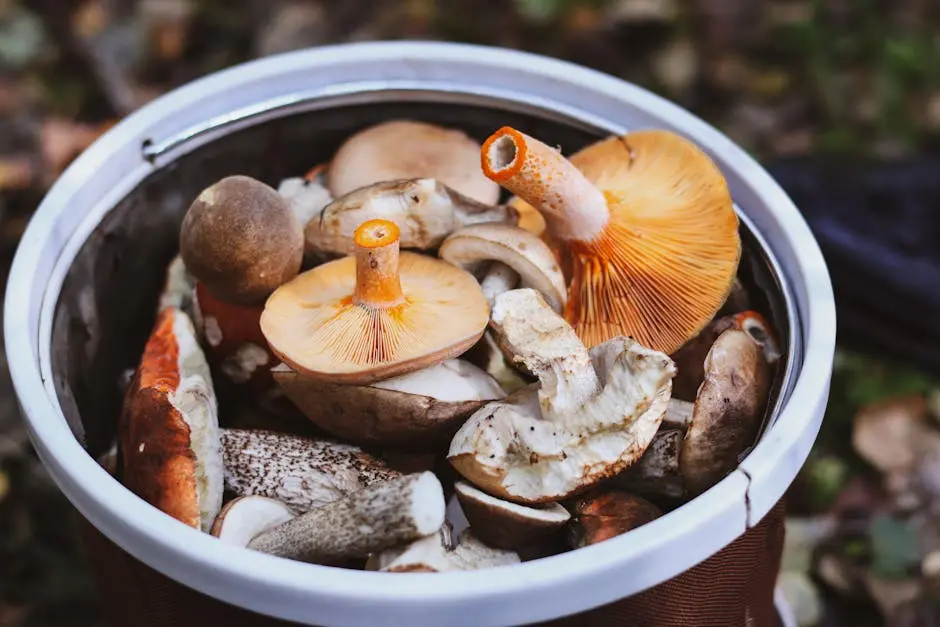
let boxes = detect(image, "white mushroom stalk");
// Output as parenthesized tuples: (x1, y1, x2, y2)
(246, 472, 445, 564)
(367, 529, 521, 573)
(220, 429, 400, 513)
(448, 289, 676, 503)
(478, 262, 520, 305)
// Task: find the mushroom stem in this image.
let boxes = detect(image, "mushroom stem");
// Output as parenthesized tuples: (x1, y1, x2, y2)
(479, 262, 521, 306)
(247, 472, 445, 563)
(353, 219, 405, 308)
(663, 398, 694, 430)
(481, 127, 608, 242)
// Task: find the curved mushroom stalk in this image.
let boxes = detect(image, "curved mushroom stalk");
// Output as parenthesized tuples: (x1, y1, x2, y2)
(246, 472, 446, 564)
(119, 307, 223, 532)
(439, 223, 567, 312)
(327, 120, 501, 205)
(367, 529, 521, 573)
(448, 289, 676, 504)
(220, 429, 400, 513)
(481, 127, 740, 353)
(305, 179, 514, 257)
(262, 219, 490, 385)
(272, 359, 506, 451)
(478, 262, 521, 305)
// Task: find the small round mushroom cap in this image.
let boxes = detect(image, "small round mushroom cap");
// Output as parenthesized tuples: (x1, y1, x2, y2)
(481, 127, 740, 353)
(180, 175, 304, 304)
(439, 223, 567, 312)
(680, 328, 771, 496)
(260, 219, 490, 384)
(454, 480, 569, 551)
(327, 120, 501, 205)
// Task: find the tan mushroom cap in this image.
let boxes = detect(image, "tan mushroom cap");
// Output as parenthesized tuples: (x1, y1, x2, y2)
(328, 120, 501, 205)
(481, 127, 741, 354)
(260, 219, 490, 384)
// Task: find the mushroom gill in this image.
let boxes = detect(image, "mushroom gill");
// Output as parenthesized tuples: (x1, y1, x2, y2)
(481, 127, 741, 354)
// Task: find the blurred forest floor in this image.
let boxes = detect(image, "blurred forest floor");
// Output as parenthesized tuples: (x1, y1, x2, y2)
(2, 1, 940, 626)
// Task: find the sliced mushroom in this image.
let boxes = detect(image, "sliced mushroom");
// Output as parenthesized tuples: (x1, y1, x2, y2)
(367, 528, 521, 573)
(272, 359, 506, 451)
(157, 254, 195, 316)
(119, 307, 223, 532)
(261, 219, 490, 384)
(305, 178, 513, 257)
(567, 491, 663, 548)
(220, 428, 400, 513)
(613, 326, 771, 498)
(180, 175, 304, 305)
(439, 223, 567, 312)
(210, 495, 295, 546)
(454, 480, 569, 551)
(327, 120, 500, 205)
(246, 472, 445, 564)
(481, 126, 740, 353)
(448, 289, 676, 504)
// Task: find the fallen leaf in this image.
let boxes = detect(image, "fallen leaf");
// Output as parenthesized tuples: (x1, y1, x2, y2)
(853, 395, 927, 475)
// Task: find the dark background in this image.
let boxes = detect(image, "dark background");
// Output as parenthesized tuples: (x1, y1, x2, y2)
(1, 1, 939, 626)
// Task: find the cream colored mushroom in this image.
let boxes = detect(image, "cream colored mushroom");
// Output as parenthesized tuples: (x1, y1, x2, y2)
(246, 472, 445, 564)
(220, 429, 400, 513)
(327, 120, 501, 205)
(272, 359, 506, 452)
(439, 223, 567, 312)
(366, 528, 520, 573)
(448, 288, 676, 504)
(305, 178, 514, 257)
(210, 495, 295, 546)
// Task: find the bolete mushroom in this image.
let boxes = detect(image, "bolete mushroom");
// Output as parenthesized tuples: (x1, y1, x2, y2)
(454, 480, 570, 551)
(119, 307, 223, 532)
(180, 175, 304, 305)
(613, 325, 771, 498)
(220, 428, 400, 513)
(567, 491, 663, 548)
(448, 288, 676, 504)
(305, 178, 514, 257)
(367, 528, 521, 573)
(210, 495, 295, 545)
(261, 219, 490, 384)
(480, 127, 740, 353)
(246, 472, 446, 564)
(438, 222, 567, 312)
(327, 120, 500, 205)
(272, 359, 506, 451)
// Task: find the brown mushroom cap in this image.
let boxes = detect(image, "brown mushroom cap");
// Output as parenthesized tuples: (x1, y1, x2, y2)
(180, 175, 304, 305)
(481, 127, 740, 353)
(272, 359, 506, 452)
(454, 480, 570, 551)
(679, 328, 771, 496)
(669, 315, 736, 401)
(119, 307, 223, 532)
(567, 491, 663, 548)
(327, 120, 500, 205)
(261, 219, 490, 384)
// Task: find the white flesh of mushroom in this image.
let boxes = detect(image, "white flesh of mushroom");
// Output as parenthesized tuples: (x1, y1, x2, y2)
(368, 529, 520, 572)
(211, 495, 295, 546)
(448, 289, 676, 503)
(278, 177, 334, 228)
(370, 359, 506, 402)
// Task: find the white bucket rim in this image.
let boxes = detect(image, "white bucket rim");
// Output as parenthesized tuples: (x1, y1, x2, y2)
(4, 41, 836, 626)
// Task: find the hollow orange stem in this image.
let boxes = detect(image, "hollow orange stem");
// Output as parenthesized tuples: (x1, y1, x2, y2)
(481, 126, 609, 241)
(353, 219, 405, 308)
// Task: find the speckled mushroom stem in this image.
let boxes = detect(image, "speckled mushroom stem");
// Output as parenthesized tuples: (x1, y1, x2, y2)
(246, 471, 445, 564)
(353, 219, 406, 308)
(481, 126, 609, 242)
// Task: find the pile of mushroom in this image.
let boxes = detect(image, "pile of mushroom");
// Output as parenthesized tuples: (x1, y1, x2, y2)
(113, 118, 782, 573)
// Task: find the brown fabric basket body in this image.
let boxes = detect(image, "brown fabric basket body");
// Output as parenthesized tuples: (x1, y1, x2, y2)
(77, 499, 785, 627)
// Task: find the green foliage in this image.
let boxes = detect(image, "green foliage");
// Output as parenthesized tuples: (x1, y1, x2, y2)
(869, 515, 921, 580)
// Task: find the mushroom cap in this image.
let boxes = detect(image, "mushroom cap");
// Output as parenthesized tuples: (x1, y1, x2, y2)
(439, 223, 567, 312)
(562, 131, 741, 353)
(179, 175, 304, 305)
(454, 480, 569, 550)
(210, 495, 295, 546)
(449, 337, 675, 504)
(669, 314, 736, 401)
(261, 245, 490, 384)
(680, 328, 771, 496)
(327, 120, 500, 205)
(119, 308, 223, 532)
(272, 359, 506, 451)
(609, 428, 686, 501)
(567, 491, 663, 548)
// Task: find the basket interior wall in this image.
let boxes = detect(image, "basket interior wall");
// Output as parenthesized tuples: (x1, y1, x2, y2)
(47, 99, 791, 457)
